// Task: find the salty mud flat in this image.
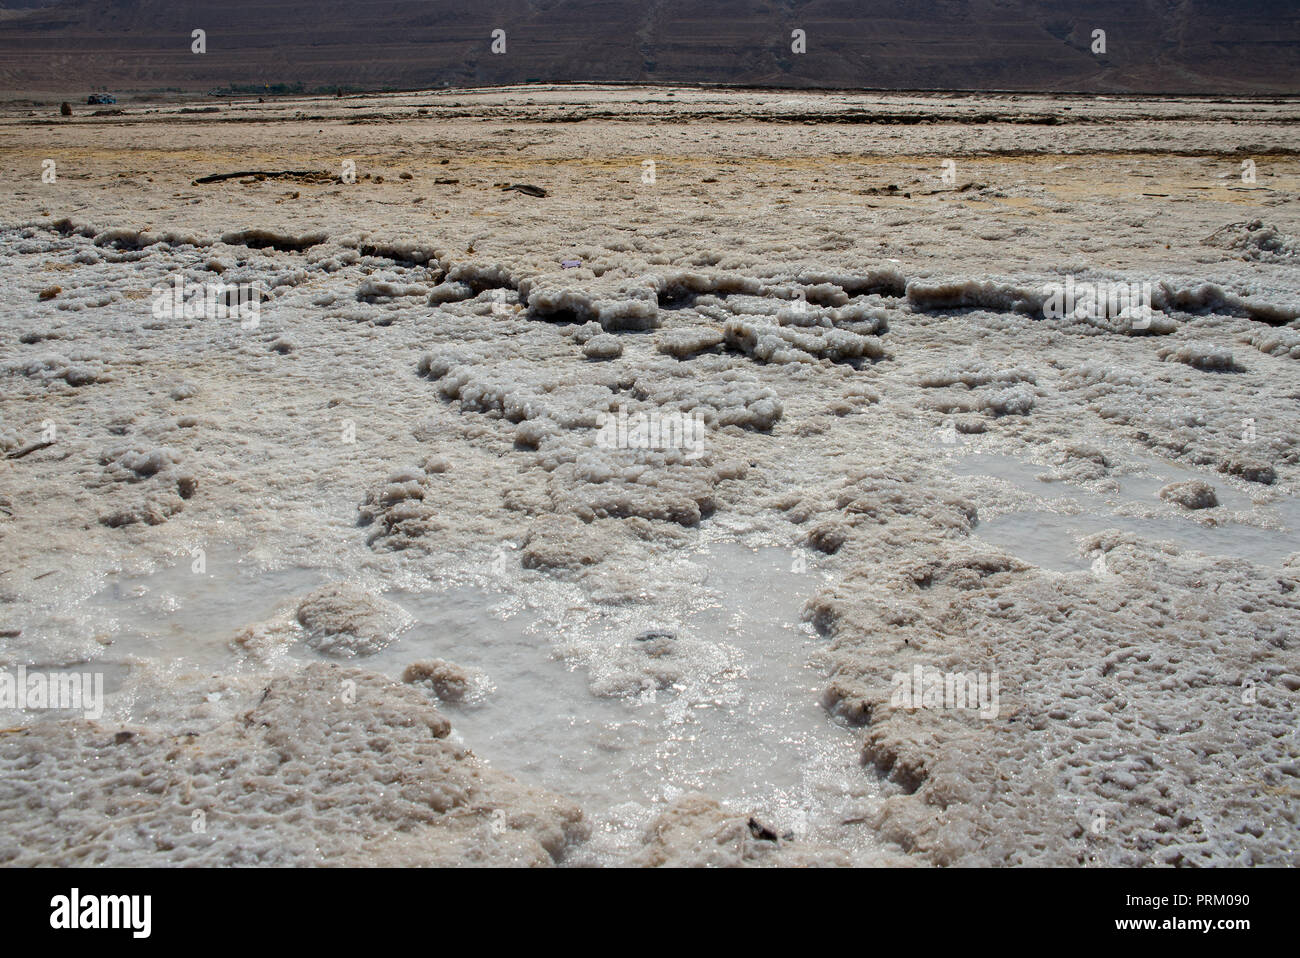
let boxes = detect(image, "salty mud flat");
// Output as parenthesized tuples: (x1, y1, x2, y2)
(0, 86, 1298, 866)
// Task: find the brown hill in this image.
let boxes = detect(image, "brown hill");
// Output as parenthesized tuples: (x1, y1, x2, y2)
(0, 0, 1296, 95)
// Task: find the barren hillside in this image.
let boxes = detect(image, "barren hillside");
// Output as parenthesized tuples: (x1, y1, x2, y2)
(0, 0, 1296, 96)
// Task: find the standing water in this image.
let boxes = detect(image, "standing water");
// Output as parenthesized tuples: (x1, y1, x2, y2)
(59, 541, 881, 864)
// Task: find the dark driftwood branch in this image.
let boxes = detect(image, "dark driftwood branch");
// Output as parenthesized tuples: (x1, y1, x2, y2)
(192, 170, 332, 185)
(6, 440, 54, 460)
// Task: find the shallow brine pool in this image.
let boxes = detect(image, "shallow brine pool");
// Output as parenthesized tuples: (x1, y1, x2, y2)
(951, 451, 1300, 571)
(55, 541, 880, 864)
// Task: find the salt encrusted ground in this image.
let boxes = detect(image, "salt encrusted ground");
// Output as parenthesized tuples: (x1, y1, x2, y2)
(1, 86, 1298, 866)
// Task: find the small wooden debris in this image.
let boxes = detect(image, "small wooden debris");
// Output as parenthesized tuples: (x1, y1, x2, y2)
(7, 440, 55, 460)
(192, 170, 334, 185)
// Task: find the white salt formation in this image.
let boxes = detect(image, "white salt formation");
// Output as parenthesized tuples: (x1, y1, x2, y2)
(0, 87, 1297, 866)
